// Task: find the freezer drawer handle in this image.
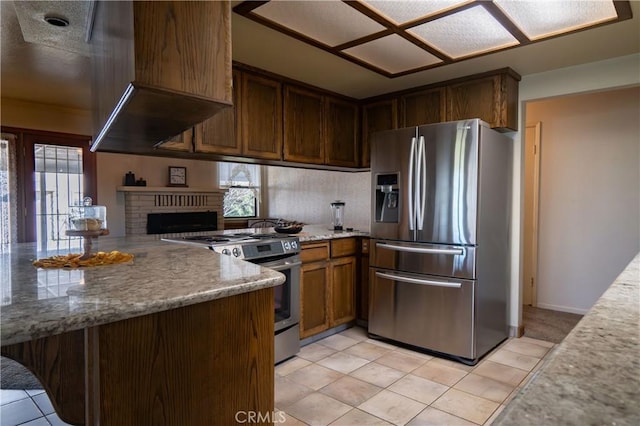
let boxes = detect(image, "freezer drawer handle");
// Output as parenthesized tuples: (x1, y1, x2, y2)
(376, 242, 464, 256)
(375, 271, 462, 288)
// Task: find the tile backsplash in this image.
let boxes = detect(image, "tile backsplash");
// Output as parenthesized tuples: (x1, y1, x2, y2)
(266, 167, 371, 232)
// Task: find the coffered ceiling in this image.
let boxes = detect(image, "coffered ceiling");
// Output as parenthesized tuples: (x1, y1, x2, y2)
(1, 1, 639, 111)
(235, 0, 631, 77)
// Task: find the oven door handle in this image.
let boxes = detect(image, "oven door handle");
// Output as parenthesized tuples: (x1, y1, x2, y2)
(260, 259, 302, 271)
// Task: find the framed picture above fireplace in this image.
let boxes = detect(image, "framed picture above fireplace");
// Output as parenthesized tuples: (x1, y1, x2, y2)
(168, 166, 187, 187)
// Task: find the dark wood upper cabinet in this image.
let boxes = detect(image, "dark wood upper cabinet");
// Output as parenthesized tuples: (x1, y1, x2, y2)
(361, 98, 399, 168)
(196, 69, 241, 155)
(157, 127, 194, 152)
(283, 86, 359, 167)
(157, 64, 518, 169)
(240, 73, 283, 160)
(90, 1, 232, 154)
(283, 85, 324, 164)
(446, 71, 519, 131)
(362, 69, 520, 161)
(401, 87, 446, 127)
(325, 97, 359, 168)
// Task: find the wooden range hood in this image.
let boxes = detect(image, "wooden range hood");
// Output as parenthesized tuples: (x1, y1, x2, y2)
(90, 1, 232, 155)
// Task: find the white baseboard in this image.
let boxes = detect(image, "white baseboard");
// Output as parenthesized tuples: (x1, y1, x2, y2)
(535, 302, 589, 315)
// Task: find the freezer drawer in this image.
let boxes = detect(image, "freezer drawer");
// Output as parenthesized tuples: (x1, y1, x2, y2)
(371, 240, 475, 279)
(368, 268, 475, 360)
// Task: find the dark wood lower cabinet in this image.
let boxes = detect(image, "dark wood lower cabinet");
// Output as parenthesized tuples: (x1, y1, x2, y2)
(300, 239, 357, 339)
(331, 256, 356, 326)
(2, 289, 274, 425)
(300, 261, 330, 339)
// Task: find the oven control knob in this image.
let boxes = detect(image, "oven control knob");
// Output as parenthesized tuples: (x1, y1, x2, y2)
(232, 247, 241, 257)
(221, 248, 231, 256)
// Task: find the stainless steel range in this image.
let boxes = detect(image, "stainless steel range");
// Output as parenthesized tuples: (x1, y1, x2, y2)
(162, 232, 301, 364)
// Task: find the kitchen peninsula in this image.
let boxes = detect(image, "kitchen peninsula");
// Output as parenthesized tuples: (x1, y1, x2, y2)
(0, 236, 285, 425)
(496, 253, 640, 425)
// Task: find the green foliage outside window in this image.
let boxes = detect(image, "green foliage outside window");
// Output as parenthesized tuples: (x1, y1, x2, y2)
(219, 162, 260, 218)
(223, 187, 257, 218)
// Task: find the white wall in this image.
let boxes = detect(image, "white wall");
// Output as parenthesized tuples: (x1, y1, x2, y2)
(527, 88, 639, 313)
(509, 53, 640, 327)
(96, 153, 218, 236)
(1, 98, 220, 237)
(265, 166, 371, 231)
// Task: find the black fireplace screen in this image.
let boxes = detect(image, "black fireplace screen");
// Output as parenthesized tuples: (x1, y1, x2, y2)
(147, 211, 218, 234)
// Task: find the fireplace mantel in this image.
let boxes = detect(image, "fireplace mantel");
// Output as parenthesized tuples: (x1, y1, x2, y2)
(117, 186, 224, 193)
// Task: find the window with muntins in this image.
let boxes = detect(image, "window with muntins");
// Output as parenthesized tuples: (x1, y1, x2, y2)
(218, 162, 261, 218)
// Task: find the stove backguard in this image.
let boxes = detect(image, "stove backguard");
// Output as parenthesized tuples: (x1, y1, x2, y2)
(147, 211, 218, 234)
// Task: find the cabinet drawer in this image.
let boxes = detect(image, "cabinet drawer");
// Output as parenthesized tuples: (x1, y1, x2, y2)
(331, 238, 357, 258)
(301, 242, 330, 263)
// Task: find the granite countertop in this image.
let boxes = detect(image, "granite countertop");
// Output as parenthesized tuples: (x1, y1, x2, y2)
(163, 225, 369, 242)
(294, 225, 369, 242)
(0, 235, 285, 346)
(496, 252, 640, 425)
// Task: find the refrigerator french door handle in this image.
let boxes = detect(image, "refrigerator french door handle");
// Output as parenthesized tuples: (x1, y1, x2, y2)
(376, 242, 464, 256)
(417, 135, 426, 231)
(375, 271, 462, 288)
(408, 137, 417, 231)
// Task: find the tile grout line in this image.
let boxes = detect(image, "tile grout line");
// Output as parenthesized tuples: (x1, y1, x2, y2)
(276, 330, 555, 426)
(6, 330, 555, 426)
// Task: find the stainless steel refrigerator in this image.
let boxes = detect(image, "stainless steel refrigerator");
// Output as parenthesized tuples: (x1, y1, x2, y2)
(369, 118, 512, 364)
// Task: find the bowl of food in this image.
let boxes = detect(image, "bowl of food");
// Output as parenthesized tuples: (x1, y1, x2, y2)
(274, 221, 304, 234)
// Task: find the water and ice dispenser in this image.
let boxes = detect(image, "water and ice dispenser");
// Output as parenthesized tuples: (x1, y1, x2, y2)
(375, 173, 399, 223)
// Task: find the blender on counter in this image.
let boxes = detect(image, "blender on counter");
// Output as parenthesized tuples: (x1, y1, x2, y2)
(330, 200, 345, 231)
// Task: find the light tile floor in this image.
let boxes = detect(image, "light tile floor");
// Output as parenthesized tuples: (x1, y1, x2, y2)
(276, 327, 555, 426)
(0, 327, 554, 426)
(0, 389, 69, 426)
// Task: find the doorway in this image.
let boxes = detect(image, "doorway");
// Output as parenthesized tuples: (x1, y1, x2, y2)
(522, 122, 541, 307)
(0, 128, 96, 246)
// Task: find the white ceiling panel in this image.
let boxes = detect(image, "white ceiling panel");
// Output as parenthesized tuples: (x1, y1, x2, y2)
(343, 34, 442, 74)
(495, 0, 619, 40)
(408, 5, 520, 59)
(362, 0, 471, 25)
(252, 1, 386, 47)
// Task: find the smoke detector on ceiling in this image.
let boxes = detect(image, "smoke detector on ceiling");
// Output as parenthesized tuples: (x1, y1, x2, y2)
(12, 0, 95, 57)
(43, 14, 70, 28)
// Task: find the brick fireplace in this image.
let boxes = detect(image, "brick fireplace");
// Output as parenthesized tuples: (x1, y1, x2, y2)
(117, 187, 225, 235)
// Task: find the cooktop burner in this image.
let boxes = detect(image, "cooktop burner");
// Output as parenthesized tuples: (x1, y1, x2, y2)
(161, 231, 300, 260)
(180, 232, 279, 243)
(184, 235, 232, 243)
(248, 233, 279, 239)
